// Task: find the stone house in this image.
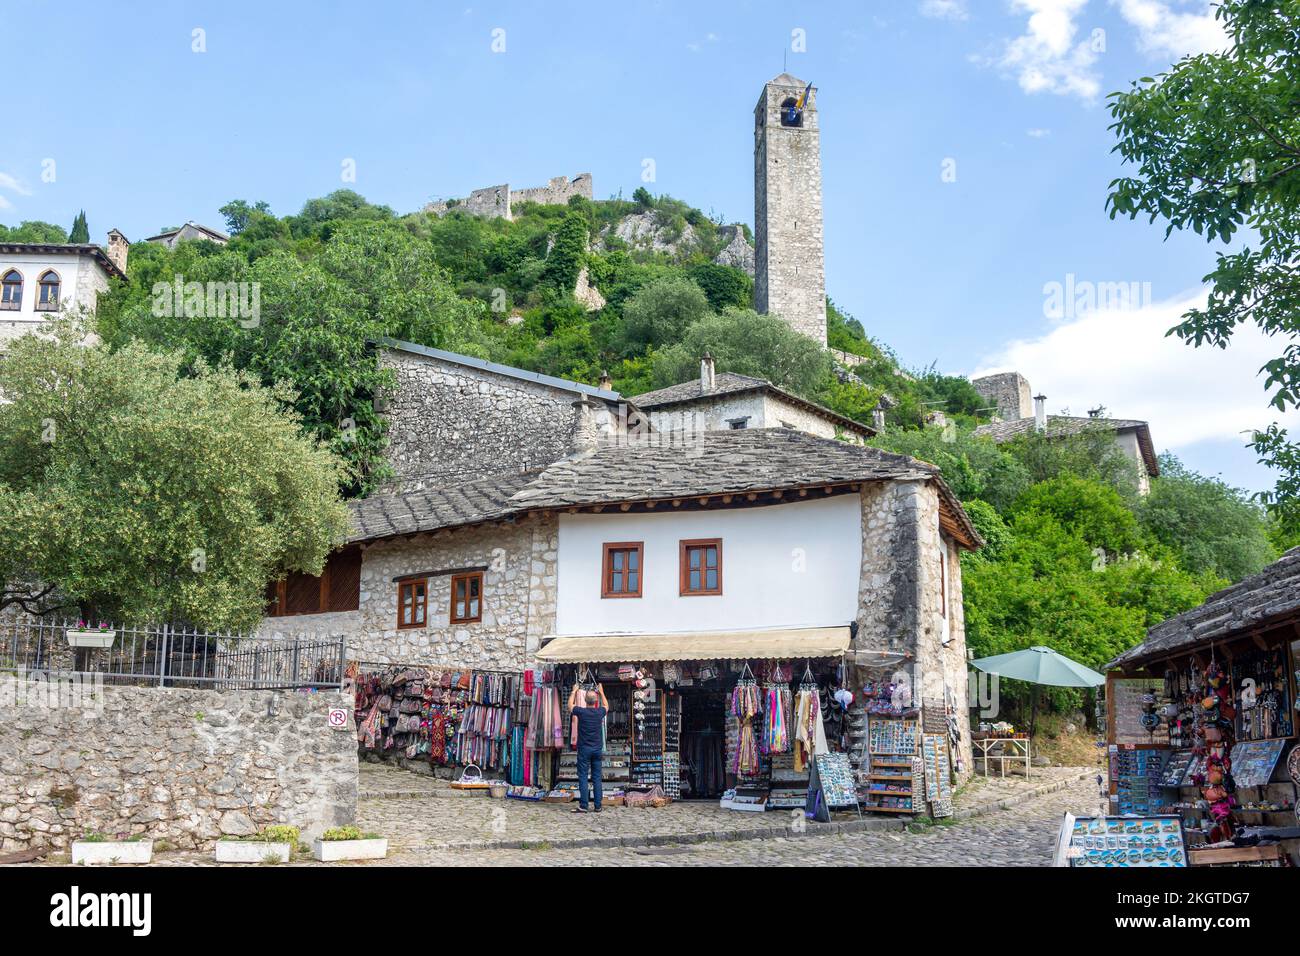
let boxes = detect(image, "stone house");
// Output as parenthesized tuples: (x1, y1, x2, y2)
(0, 230, 128, 343)
(144, 221, 230, 248)
(261, 345, 981, 771)
(630, 355, 874, 444)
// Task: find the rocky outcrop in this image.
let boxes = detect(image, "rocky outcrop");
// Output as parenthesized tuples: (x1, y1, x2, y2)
(601, 211, 699, 255)
(714, 224, 755, 276)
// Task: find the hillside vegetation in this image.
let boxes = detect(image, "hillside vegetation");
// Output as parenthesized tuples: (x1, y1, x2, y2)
(7, 188, 1289, 718)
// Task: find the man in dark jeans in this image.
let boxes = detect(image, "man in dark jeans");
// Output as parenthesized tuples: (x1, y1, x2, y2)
(568, 683, 608, 813)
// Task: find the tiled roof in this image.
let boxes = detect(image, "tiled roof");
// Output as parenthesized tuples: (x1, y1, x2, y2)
(973, 415, 1159, 477)
(631, 373, 875, 437)
(0, 242, 126, 280)
(348, 428, 980, 548)
(1108, 547, 1300, 670)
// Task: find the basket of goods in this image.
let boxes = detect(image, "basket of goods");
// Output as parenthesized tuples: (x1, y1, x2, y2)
(488, 782, 508, 799)
(450, 764, 489, 790)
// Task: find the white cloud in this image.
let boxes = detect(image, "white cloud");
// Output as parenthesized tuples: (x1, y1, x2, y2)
(972, 289, 1299, 449)
(991, 0, 1102, 101)
(0, 195, 11, 211)
(1026, 127, 1052, 137)
(921, 0, 969, 20)
(0, 172, 32, 197)
(1111, 0, 1225, 60)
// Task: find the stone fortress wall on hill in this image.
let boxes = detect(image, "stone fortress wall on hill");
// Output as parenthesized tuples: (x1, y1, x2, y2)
(425, 174, 593, 221)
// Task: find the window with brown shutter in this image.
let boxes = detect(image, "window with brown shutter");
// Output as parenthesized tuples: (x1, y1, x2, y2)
(265, 545, 362, 617)
(679, 539, 722, 596)
(398, 579, 427, 629)
(450, 571, 483, 624)
(601, 542, 643, 598)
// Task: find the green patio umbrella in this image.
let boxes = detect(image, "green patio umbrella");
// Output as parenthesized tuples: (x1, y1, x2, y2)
(970, 645, 1105, 738)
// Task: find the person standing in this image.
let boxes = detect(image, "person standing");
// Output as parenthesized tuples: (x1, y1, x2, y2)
(568, 682, 608, 813)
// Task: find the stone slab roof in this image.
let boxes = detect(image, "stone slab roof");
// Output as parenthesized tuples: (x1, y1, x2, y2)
(379, 337, 622, 404)
(631, 372, 875, 438)
(973, 415, 1159, 477)
(1108, 546, 1300, 670)
(348, 428, 980, 548)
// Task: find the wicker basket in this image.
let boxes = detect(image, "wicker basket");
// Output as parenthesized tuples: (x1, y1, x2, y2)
(488, 783, 508, 799)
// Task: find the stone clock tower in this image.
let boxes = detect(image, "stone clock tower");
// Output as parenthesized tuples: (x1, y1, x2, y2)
(753, 73, 826, 346)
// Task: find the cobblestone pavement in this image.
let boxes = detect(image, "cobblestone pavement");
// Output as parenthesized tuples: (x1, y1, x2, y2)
(364, 772, 1106, 867)
(35, 765, 1103, 866)
(352, 763, 1094, 850)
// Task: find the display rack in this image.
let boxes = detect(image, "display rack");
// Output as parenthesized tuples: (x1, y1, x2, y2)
(863, 717, 920, 813)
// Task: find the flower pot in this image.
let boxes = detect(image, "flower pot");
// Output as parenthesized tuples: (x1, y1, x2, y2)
(214, 841, 291, 864)
(66, 629, 117, 649)
(312, 837, 388, 862)
(71, 839, 152, 865)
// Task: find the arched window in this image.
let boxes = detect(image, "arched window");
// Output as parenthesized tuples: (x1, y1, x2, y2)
(0, 270, 21, 310)
(36, 270, 60, 312)
(779, 97, 803, 128)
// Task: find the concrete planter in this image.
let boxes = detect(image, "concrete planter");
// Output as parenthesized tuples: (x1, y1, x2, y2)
(71, 839, 152, 865)
(312, 837, 388, 862)
(65, 629, 117, 649)
(215, 841, 291, 864)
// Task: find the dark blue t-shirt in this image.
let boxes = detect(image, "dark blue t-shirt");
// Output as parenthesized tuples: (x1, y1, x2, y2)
(572, 705, 606, 753)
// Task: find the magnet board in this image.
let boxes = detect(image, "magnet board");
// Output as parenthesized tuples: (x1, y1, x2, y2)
(1054, 813, 1187, 868)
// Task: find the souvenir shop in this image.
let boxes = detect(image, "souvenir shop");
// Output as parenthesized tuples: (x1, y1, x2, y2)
(533, 636, 964, 816)
(1102, 582, 1300, 867)
(347, 641, 963, 817)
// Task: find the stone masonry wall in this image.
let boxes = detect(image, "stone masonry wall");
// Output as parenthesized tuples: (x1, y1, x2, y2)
(972, 372, 1033, 422)
(855, 481, 973, 778)
(0, 680, 356, 851)
(424, 174, 592, 221)
(754, 78, 826, 345)
(380, 346, 623, 493)
(261, 515, 559, 670)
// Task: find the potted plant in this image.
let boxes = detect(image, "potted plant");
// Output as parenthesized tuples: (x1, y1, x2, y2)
(214, 825, 298, 864)
(71, 832, 153, 865)
(65, 621, 117, 650)
(312, 825, 388, 862)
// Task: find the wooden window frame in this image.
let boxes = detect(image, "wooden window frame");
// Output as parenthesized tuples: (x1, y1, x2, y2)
(0, 270, 21, 311)
(601, 542, 644, 599)
(449, 571, 484, 624)
(939, 549, 947, 619)
(35, 269, 60, 312)
(679, 538, 723, 596)
(397, 578, 428, 630)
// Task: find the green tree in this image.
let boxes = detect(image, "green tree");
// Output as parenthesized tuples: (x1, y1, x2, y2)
(872, 427, 1031, 513)
(540, 213, 589, 295)
(1010, 475, 1146, 557)
(0, 221, 68, 243)
(0, 321, 350, 629)
(68, 210, 89, 244)
(219, 199, 272, 235)
(651, 308, 833, 395)
(622, 275, 711, 349)
(1105, 0, 1300, 525)
(686, 263, 752, 311)
(1139, 453, 1276, 581)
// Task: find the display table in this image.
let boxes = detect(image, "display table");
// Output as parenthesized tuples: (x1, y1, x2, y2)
(972, 735, 1031, 778)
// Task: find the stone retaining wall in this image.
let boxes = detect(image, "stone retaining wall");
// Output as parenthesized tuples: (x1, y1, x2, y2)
(0, 679, 356, 851)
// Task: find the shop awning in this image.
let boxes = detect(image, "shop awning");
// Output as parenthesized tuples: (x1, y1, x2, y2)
(534, 626, 851, 663)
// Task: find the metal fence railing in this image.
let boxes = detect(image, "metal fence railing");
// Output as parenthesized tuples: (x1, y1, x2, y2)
(0, 617, 346, 691)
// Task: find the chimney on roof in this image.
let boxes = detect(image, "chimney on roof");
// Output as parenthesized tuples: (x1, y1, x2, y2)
(700, 353, 716, 393)
(598, 369, 612, 391)
(1033, 394, 1047, 433)
(105, 229, 129, 275)
(571, 397, 598, 453)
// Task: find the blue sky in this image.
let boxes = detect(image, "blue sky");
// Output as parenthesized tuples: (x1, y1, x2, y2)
(3, 0, 1287, 492)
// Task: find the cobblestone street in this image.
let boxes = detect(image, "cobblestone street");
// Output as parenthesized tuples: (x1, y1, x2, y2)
(350, 767, 1105, 867)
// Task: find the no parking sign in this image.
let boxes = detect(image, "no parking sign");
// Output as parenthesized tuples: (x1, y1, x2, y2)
(328, 707, 349, 731)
